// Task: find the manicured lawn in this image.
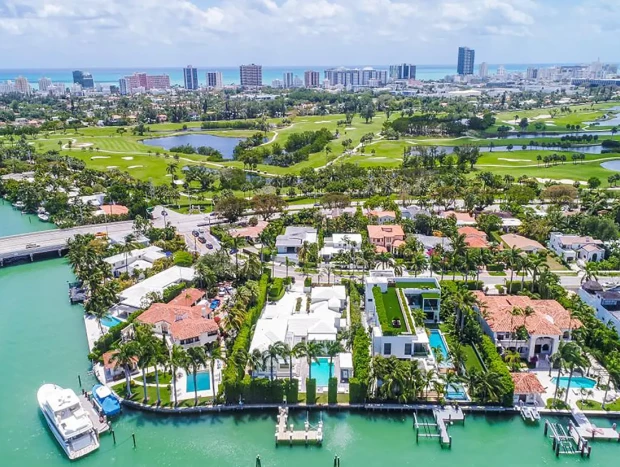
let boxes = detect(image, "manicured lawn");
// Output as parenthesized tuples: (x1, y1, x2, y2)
(545, 255, 568, 271)
(145, 371, 173, 385)
(381, 288, 407, 333)
(394, 281, 436, 289)
(112, 380, 213, 407)
(462, 344, 484, 373)
(299, 393, 349, 404)
(488, 271, 507, 276)
(577, 398, 620, 411)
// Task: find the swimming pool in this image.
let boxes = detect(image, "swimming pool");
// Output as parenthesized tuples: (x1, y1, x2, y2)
(551, 376, 596, 389)
(186, 371, 211, 392)
(100, 315, 123, 328)
(310, 358, 334, 387)
(446, 383, 468, 401)
(429, 330, 451, 366)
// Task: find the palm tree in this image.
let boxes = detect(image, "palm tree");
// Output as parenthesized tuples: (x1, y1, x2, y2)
(153, 345, 168, 405)
(449, 341, 468, 375)
(121, 233, 136, 275)
(246, 348, 265, 379)
(582, 262, 599, 284)
(297, 341, 324, 381)
(324, 341, 343, 380)
(504, 247, 522, 293)
(280, 342, 302, 382)
(170, 345, 188, 407)
(263, 342, 286, 381)
(187, 346, 207, 406)
(205, 342, 222, 399)
(110, 341, 139, 398)
(563, 343, 588, 403)
(504, 350, 521, 372)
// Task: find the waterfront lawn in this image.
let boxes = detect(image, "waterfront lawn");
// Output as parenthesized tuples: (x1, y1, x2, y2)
(441, 328, 484, 374)
(145, 371, 173, 385)
(577, 398, 620, 411)
(299, 393, 349, 404)
(545, 255, 568, 271)
(112, 380, 214, 407)
(545, 398, 570, 410)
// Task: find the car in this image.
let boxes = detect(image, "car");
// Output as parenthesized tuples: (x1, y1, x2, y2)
(94, 232, 107, 238)
(206, 243, 214, 249)
(25, 243, 40, 249)
(192, 230, 200, 237)
(198, 228, 205, 233)
(197, 236, 207, 244)
(230, 248, 238, 254)
(313, 202, 321, 207)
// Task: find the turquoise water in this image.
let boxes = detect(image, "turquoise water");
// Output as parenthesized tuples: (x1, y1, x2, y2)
(101, 316, 123, 328)
(429, 330, 451, 365)
(186, 371, 211, 392)
(552, 377, 597, 389)
(311, 358, 334, 387)
(2, 202, 620, 466)
(0, 199, 55, 236)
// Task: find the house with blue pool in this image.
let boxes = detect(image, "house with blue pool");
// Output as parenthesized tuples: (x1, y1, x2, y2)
(364, 270, 442, 370)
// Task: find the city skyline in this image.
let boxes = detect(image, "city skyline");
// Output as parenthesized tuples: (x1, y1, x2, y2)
(0, 0, 619, 68)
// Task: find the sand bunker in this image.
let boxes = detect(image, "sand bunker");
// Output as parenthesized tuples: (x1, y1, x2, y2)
(537, 177, 587, 185)
(122, 156, 134, 161)
(106, 166, 118, 169)
(74, 143, 93, 148)
(345, 127, 356, 130)
(127, 165, 143, 169)
(498, 158, 531, 162)
(315, 120, 332, 123)
(173, 179, 185, 185)
(91, 156, 110, 160)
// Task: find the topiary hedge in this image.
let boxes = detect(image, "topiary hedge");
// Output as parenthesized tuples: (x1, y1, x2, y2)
(479, 335, 514, 407)
(162, 282, 188, 302)
(240, 376, 285, 403)
(350, 285, 370, 403)
(306, 378, 317, 405)
(328, 378, 338, 404)
(268, 277, 285, 300)
(284, 378, 299, 404)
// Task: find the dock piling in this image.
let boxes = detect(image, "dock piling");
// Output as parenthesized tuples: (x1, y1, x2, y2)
(256, 455, 261, 467)
(78, 374, 82, 388)
(111, 429, 116, 445)
(132, 433, 136, 449)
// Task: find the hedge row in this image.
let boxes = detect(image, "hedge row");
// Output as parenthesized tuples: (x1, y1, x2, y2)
(162, 282, 188, 303)
(222, 274, 270, 403)
(505, 281, 533, 294)
(328, 378, 338, 404)
(268, 278, 285, 300)
(478, 335, 514, 407)
(487, 263, 505, 272)
(351, 286, 371, 404)
(306, 378, 317, 405)
(442, 280, 484, 291)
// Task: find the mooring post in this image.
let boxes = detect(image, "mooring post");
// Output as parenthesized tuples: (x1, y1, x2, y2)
(132, 433, 136, 449)
(111, 429, 116, 445)
(256, 455, 261, 467)
(78, 374, 82, 388)
(334, 455, 338, 467)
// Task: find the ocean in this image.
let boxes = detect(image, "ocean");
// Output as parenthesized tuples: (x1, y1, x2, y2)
(0, 64, 571, 89)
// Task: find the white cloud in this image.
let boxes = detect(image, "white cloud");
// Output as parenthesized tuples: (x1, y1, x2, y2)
(0, 0, 618, 66)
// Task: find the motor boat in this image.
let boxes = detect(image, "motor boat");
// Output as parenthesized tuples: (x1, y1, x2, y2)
(91, 384, 121, 417)
(38, 212, 50, 222)
(37, 384, 100, 459)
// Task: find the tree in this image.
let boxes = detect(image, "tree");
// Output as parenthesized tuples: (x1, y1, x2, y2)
(296, 341, 324, 380)
(324, 341, 343, 380)
(360, 103, 376, 123)
(205, 342, 222, 402)
(251, 193, 286, 220)
(214, 195, 248, 223)
(170, 345, 189, 407)
(187, 346, 207, 405)
(110, 342, 139, 398)
(587, 177, 601, 190)
(263, 342, 286, 381)
(562, 342, 588, 403)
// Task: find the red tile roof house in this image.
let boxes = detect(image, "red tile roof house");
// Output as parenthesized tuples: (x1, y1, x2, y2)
(137, 302, 219, 348)
(367, 210, 397, 225)
(367, 225, 405, 253)
(457, 226, 490, 249)
(511, 372, 545, 406)
(229, 220, 269, 243)
(168, 288, 205, 307)
(440, 210, 476, 226)
(473, 291, 581, 367)
(102, 350, 138, 383)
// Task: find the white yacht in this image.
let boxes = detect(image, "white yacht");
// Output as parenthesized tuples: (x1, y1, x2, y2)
(37, 384, 100, 460)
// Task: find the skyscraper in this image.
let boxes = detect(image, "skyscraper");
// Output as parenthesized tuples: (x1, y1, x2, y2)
(389, 64, 417, 80)
(73, 70, 94, 88)
(38, 77, 52, 92)
(183, 65, 198, 90)
(239, 64, 262, 88)
(283, 72, 294, 88)
(206, 71, 223, 90)
(457, 47, 475, 75)
(478, 62, 488, 78)
(304, 70, 320, 88)
(14, 76, 31, 94)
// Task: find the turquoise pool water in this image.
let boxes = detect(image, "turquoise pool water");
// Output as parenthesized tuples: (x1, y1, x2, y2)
(429, 330, 451, 366)
(101, 315, 123, 328)
(187, 371, 211, 392)
(310, 358, 333, 386)
(551, 376, 596, 389)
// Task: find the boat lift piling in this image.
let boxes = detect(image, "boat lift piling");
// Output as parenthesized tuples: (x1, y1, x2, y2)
(544, 420, 591, 458)
(333, 455, 341, 466)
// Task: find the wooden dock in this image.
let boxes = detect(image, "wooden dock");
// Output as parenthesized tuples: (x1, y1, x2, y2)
(571, 408, 619, 442)
(413, 405, 465, 448)
(275, 407, 323, 446)
(79, 393, 110, 435)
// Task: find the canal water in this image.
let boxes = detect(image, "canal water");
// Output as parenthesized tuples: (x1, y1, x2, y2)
(1, 202, 619, 466)
(142, 134, 244, 160)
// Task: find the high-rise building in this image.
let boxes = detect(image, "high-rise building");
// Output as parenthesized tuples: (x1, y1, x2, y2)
(240, 64, 262, 88)
(38, 77, 52, 92)
(324, 67, 388, 87)
(283, 72, 294, 88)
(118, 78, 129, 95)
(183, 65, 199, 90)
(146, 74, 171, 90)
(206, 71, 223, 89)
(457, 47, 475, 75)
(271, 79, 283, 88)
(479, 62, 488, 78)
(72, 70, 94, 88)
(14, 76, 31, 94)
(293, 76, 303, 88)
(304, 70, 320, 88)
(118, 73, 170, 95)
(497, 65, 506, 78)
(389, 64, 417, 80)
(526, 67, 539, 80)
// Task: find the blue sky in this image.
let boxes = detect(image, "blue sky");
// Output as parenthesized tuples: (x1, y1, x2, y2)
(0, 0, 618, 67)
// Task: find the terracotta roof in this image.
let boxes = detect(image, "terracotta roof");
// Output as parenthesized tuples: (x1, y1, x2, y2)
(100, 204, 129, 215)
(137, 302, 219, 341)
(168, 288, 205, 307)
(441, 211, 476, 223)
(368, 210, 396, 219)
(474, 291, 581, 336)
(367, 224, 405, 240)
(375, 245, 388, 253)
(501, 234, 545, 251)
(557, 235, 603, 246)
(458, 227, 489, 249)
(229, 220, 269, 239)
(102, 350, 137, 370)
(392, 239, 405, 248)
(580, 243, 604, 252)
(511, 373, 545, 394)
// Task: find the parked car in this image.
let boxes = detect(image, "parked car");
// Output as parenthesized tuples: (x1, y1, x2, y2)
(206, 243, 214, 249)
(197, 236, 207, 244)
(192, 230, 200, 237)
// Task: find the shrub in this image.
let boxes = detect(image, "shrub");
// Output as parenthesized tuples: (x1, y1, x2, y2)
(487, 263, 505, 272)
(479, 335, 514, 407)
(304, 276, 312, 288)
(240, 376, 285, 403)
(306, 378, 317, 404)
(349, 284, 370, 403)
(504, 281, 532, 294)
(162, 282, 188, 302)
(268, 277, 284, 300)
(284, 378, 299, 404)
(349, 378, 365, 404)
(328, 378, 338, 404)
(173, 250, 193, 267)
(442, 280, 483, 290)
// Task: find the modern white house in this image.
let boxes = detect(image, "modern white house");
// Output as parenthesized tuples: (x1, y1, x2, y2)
(249, 285, 350, 386)
(364, 270, 440, 367)
(549, 232, 605, 263)
(275, 226, 318, 262)
(104, 245, 167, 277)
(473, 291, 581, 367)
(319, 233, 362, 261)
(578, 280, 620, 337)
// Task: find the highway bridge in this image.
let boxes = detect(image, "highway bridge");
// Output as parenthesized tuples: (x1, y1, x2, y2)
(0, 221, 134, 266)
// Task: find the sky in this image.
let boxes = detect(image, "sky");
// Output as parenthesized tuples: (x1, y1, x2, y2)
(0, 0, 618, 68)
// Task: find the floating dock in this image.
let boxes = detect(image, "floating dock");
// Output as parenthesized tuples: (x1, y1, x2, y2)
(519, 406, 541, 423)
(275, 407, 323, 446)
(413, 406, 465, 448)
(571, 408, 619, 442)
(79, 393, 110, 435)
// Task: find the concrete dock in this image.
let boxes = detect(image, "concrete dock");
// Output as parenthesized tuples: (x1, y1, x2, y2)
(414, 405, 465, 448)
(571, 408, 619, 442)
(275, 407, 323, 446)
(79, 393, 110, 435)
